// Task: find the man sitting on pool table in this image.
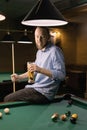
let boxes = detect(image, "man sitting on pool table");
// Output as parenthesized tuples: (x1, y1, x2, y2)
(4, 27, 66, 104)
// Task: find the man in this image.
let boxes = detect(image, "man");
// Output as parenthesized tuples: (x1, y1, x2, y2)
(4, 27, 66, 104)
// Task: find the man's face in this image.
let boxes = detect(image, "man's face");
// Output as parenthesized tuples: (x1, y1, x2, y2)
(35, 27, 49, 50)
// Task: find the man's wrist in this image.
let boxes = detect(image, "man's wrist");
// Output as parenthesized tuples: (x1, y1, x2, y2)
(18, 75, 21, 80)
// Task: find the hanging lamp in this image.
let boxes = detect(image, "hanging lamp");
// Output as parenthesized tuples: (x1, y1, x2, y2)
(21, 0, 68, 27)
(17, 29, 32, 44)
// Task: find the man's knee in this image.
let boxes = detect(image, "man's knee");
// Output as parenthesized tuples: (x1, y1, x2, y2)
(4, 93, 14, 102)
(4, 95, 10, 102)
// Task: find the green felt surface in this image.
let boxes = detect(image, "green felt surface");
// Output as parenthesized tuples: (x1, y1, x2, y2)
(0, 73, 11, 82)
(0, 97, 87, 130)
(0, 72, 25, 82)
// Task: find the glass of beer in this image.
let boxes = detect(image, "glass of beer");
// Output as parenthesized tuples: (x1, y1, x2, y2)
(27, 62, 34, 83)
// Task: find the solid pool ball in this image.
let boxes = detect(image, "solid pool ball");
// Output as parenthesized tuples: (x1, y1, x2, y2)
(4, 108, 10, 114)
(70, 113, 78, 124)
(60, 114, 67, 121)
(70, 117, 76, 124)
(65, 111, 71, 117)
(51, 113, 59, 122)
(0, 112, 2, 118)
(71, 114, 78, 119)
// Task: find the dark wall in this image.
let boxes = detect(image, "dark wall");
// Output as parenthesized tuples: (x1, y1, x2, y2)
(0, 42, 37, 73)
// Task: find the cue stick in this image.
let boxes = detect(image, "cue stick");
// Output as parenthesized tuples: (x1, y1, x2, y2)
(12, 43, 16, 92)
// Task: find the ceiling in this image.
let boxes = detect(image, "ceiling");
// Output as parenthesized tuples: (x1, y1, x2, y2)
(0, 0, 87, 31)
(0, 0, 59, 20)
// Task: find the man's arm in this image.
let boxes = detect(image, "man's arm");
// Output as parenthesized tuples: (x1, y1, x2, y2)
(38, 67, 52, 78)
(28, 63, 52, 78)
(11, 72, 28, 82)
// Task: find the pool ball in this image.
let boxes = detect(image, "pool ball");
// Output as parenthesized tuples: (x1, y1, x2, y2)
(65, 111, 71, 117)
(60, 114, 67, 121)
(0, 112, 2, 118)
(70, 117, 76, 124)
(71, 113, 78, 119)
(4, 108, 10, 114)
(70, 113, 78, 124)
(51, 113, 59, 122)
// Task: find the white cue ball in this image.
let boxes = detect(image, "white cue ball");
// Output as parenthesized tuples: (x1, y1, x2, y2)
(0, 112, 2, 118)
(4, 108, 10, 114)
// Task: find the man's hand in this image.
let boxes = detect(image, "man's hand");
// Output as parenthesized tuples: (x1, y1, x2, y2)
(29, 63, 52, 78)
(11, 73, 19, 82)
(28, 63, 41, 73)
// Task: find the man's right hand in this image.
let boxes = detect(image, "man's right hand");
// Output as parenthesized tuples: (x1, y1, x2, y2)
(11, 73, 19, 82)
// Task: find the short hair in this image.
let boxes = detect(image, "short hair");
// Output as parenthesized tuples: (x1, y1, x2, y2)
(35, 27, 50, 37)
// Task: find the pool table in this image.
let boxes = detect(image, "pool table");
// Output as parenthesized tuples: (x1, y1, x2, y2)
(0, 95, 87, 130)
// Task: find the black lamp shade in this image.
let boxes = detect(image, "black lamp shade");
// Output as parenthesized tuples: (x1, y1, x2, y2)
(17, 29, 32, 44)
(1, 32, 15, 43)
(21, 0, 68, 27)
(17, 35, 32, 44)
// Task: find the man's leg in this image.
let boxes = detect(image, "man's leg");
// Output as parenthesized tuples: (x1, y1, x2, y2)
(4, 88, 50, 104)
